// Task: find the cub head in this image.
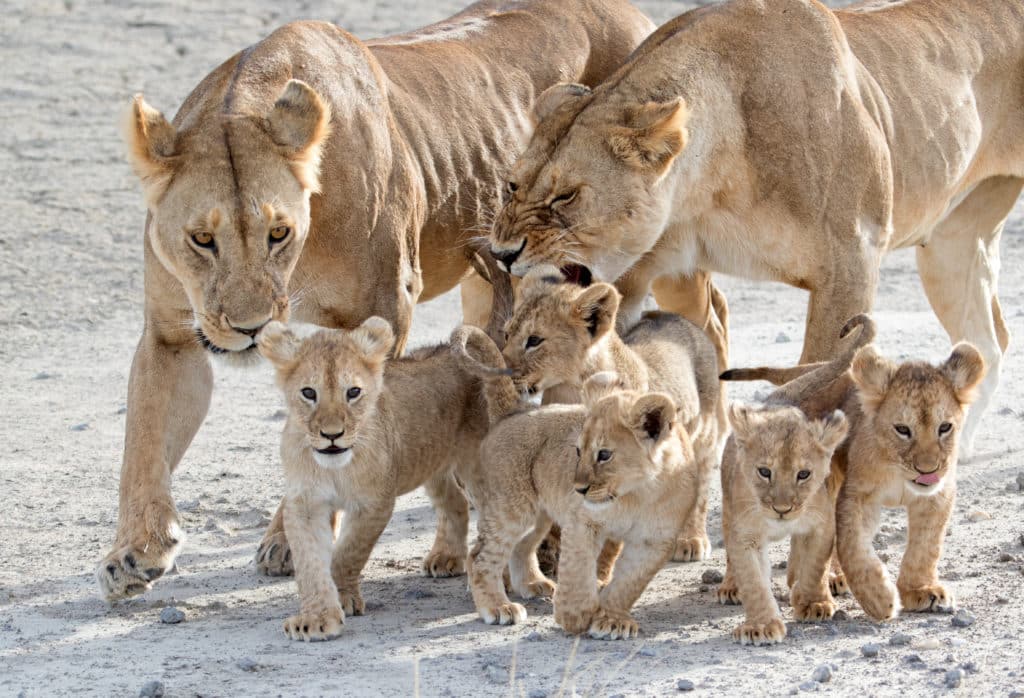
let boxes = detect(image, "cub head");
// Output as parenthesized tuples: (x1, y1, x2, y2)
(573, 374, 688, 510)
(257, 317, 394, 469)
(851, 342, 985, 494)
(490, 82, 688, 283)
(502, 265, 619, 396)
(124, 79, 331, 358)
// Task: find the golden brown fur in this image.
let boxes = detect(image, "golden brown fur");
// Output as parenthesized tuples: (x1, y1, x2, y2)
(100, 0, 655, 601)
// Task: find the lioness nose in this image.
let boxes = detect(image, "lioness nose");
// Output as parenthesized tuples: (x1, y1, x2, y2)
(574, 485, 590, 495)
(229, 318, 270, 337)
(491, 242, 524, 271)
(320, 430, 344, 441)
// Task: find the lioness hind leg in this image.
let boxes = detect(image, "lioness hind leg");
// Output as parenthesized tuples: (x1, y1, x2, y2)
(421, 472, 469, 578)
(651, 270, 729, 372)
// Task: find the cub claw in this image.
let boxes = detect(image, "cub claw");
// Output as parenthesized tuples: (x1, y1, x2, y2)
(283, 607, 344, 642)
(733, 617, 786, 646)
(479, 603, 527, 625)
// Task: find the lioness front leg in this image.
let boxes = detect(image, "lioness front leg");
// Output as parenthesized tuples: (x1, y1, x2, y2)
(897, 488, 956, 613)
(96, 329, 212, 601)
(282, 496, 344, 642)
(421, 472, 469, 578)
(837, 491, 899, 621)
(553, 521, 601, 635)
(788, 527, 837, 622)
(330, 500, 394, 617)
(590, 538, 674, 640)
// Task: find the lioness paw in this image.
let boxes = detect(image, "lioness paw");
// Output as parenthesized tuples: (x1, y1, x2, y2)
(717, 579, 741, 605)
(733, 618, 786, 646)
(899, 584, 955, 614)
(588, 609, 639, 640)
(479, 602, 527, 626)
(338, 588, 365, 616)
(96, 505, 183, 601)
(255, 530, 293, 577)
(793, 598, 836, 622)
(857, 576, 901, 622)
(421, 550, 466, 578)
(283, 608, 344, 642)
(671, 535, 710, 563)
(829, 572, 850, 596)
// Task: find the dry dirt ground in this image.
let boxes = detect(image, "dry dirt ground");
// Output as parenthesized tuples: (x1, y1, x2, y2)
(2, 0, 1024, 696)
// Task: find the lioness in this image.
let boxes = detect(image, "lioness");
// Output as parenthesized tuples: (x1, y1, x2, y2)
(490, 0, 1023, 455)
(101, 0, 655, 600)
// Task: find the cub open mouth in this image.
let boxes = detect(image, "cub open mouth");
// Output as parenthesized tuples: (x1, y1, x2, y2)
(560, 264, 593, 287)
(316, 445, 350, 455)
(913, 472, 941, 486)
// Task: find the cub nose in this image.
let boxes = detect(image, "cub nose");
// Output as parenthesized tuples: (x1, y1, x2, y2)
(320, 430, 344, 441)
(491, 240, 525, 271)
(574, 485, 590, 495)
(772, 504, 793, 516)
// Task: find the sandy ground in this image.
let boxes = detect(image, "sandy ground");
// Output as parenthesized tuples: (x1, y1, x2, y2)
(3, 0, 1024, 696)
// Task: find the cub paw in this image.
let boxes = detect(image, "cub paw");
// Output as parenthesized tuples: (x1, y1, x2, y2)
(671, 535, 710, 563)
(479, 602, 527, 625)
(515, 577, 556, 600)
(899, 584, 955, 614)
(255, 530, 293, 577)
(283, 607, 344, 642)
(732, 617, 786, 646)
(338, 587, 365, 616)
(717, 579, 741, 605)
(588, 609, 639, 640)
(829, 572, 850, 596)
(555, 604, 599, 635)
(857, 576, 901, 622)
(793, 598, 836, 622)
(96, 505, 184, 601)
(421, 549, 466, 578)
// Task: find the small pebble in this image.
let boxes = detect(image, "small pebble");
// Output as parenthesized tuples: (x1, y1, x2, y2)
(861, 643, 881, 658)
(33, 371, 56, 380)
(159, 606, 185, 624)
(945, 668, 964, 688)
(998, 552, 1015, 563)
(237, 657, 259, 672)
(639, 647, 657, 657)
(811, 664, 832, 683)
(904, 653, 923, 664)
(914, 637, 941, 650)
(528, 690, 547, 698)
(524, 631, 543, 642)
(967, 510, 991, 522)
(833, 609, 849, 621)
(484, 664, 507, 684)
(996, 595, 1010, 604)
(890, 633, 913, 646)
(776, 332, 792, 343)
(139, 681, 164, 698)
(951, 610, 975, 628)
(1008, 691, 1024, 698)
(70, 423, 89, 432)
(701, 569, 723, 584)
(676, 679, 695, 692)
(961, 660, 981, 674)
(799, 680, 818, 692)
(1017, 472, 1024, 491)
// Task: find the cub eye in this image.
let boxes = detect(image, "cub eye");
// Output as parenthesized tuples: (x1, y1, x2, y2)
(894, 424, 912, 438)
(269, 225, 292, 245)
(757, 467, 771, 480)
(191, 231, 215, 250)
(938, 422, 953, 435)
(300, 387, 317, 401)
(346, 386, 362, 401)
(525, 335, 544, 349)
(575, 446, 581, 458)
(596, 449, 612, 463)
(507, 181, 518, 194)
(551, 189, 578, 207)
(797, 470, 811, 481)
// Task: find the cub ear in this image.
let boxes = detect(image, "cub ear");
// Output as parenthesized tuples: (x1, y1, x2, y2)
(348, 316, 395, 366)
(811, 409, 849, 453)
(606, 98, 689, 175)
(941, 342, 986, 405)
(122, 95, 179, 208)
(257, 321, 301, 370)
(582, 371, 624, 408)
(628, 392, 676, 443)
(516, 264, 566, 305)
(532, 82, 592, 124)
(262, 79, 332, 192)
(728, 403, 757, 445)
(571, 283, 620, 339)
(850, 345, 896, 413)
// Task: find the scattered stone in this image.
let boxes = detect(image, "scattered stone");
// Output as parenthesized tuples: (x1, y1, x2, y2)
(878, 552, 890, 563)
(33, 371, 56, 380)
(116, 405, 128, 415)
(159, 606, 185, 624)
(524, 631, 543, 642)
(799, 680, 818, 692)
(999, 553, 1015, 563)
(70, 422, 89, 432)
(776, 560, 788, 570)
(998, 407, 1016, 417)
(775, 332, 792, 343)
(833, 609, 850, 621)
(967, 510, 992, 523)
(701, 569, 723, 584)
(265, 409, 288, 421)
(904, 654, 923, 665)
(996, 595, 1010, 605)
(638, 647, 657, 657)
(1017, 472, 1024, 491)
(951, 610, 975, 628)
(914, 637, 941, 650)
(890, 633, 912, 646)
(961, 660, 981, 674)
(699, 584, 709, 593)
(945, 668, 964, 688)
(861, 643, 881, 658)
(236, 657, 259, 672)
(528, 690, 547, 698)
(811, 665, 832, 683)
(484, 664, 506, 684)
(676, 679, 695, 692)
(1008, 691, 1024, 698)
(139, 681, 165, 697)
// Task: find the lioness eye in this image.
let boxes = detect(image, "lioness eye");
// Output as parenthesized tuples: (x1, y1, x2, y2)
(346, 386, 362, 401)
(757, 467, 771, 480)
(797, 470, 811, 481)
(269, 225, 292, 245)
(596, 449, 612, 463)
(191, 231, 215, 250)
(575, 446, 581, 458)
(551, 189, 577, 207)
(894, 424, 912, 438)
(300, 387, 317, 401)
(525, 335, 544, 349)
(507, 181, 518, 194)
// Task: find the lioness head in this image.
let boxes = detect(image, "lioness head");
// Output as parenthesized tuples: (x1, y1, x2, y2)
(851, 342, 985, 494)
(729, 405, 849, 521)
(502, 265, 619, 396)
(573, 373, 686, 510)
(124, 79, 331, 357)
(257, 318, 395, 469)
(490, 82, 688, 283)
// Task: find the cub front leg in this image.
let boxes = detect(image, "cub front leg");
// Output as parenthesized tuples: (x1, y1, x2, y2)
(591, 537, 675, 640)
(897, 486, 956, 613)
(553, 521, 602, 635)
(788, 523, 837, 622)
(330, 500, 395, 616)
(729, 540, 786, 646)
(282, 495, 344, 641)
(837, 488, 899, 621)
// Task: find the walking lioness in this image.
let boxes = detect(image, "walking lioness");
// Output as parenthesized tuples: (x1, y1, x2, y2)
(100, 0, 654, 601)
(490, 0, 1022, 455)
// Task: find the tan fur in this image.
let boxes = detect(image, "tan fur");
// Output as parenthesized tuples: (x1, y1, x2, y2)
(99, 0, 655, 601)
(502, 266, 723, 561)
(490, 0, 1023, 460)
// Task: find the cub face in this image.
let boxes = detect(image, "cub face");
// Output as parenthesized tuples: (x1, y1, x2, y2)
(257, 318, 394, 469)
(729, 405, 849, 521)
(502, 266, 619, 396)
(851, 343, 985, 495)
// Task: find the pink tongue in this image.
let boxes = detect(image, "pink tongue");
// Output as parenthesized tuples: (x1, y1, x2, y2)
(915, 472, 941, 485)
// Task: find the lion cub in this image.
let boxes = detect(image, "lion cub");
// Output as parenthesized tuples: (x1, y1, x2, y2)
(257, 319, 493, 641)
(502, 266, 723, 561)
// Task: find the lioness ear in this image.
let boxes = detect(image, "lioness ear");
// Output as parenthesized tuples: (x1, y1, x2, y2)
(571, 283, 620, 339)
(349, 316, 395, 367)
(257, 320, 301, 370)
(941, 342, 986, 405)
(532, 82, 592, 124)
(582, 371, 623, 407)
(811, 410, 849, 453)
(263, 79, 332, 192)
(516, 264, 566, 305)
(122, 95, 179, 208)
(629, 392, 676, 443)
(851, 345, 896, 413)
(607, 98, 689, 174)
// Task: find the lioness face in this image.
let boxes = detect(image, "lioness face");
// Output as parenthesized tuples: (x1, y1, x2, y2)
(124, 80, 331, 358)
(490, 83, 689, 284)
(730, 406, 848, 521)
(257, 318, 395, 469)
(851, 343, 985, 495)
